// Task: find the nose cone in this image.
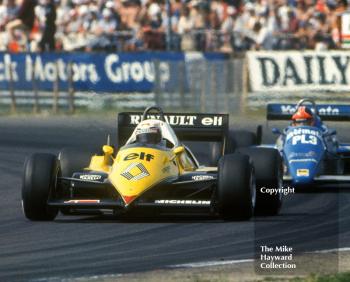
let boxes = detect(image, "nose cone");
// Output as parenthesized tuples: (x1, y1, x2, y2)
(283, 126, 325, 186)
(109, 147, 179, 206)
(289, 160, 318, 185)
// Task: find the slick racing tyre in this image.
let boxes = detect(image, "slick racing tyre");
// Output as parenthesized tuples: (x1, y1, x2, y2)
(216, 153, 255, 220)
(237, 147, 283, 216)
(229, 130, 258, 149)
(209, 142, 223, 166)
(22, 153, 59, 221)
(210, 130, 258, 166)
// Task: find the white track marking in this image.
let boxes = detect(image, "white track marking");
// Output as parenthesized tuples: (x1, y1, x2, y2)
(36, 274, 123, 282)
(43, 247, 350, 281)
(170, 259, 254, 268)
(306, 247, 350, 254)
(169, 247, 350, 269)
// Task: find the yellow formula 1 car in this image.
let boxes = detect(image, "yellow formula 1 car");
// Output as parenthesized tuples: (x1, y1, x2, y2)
(22, 107, 283, 221)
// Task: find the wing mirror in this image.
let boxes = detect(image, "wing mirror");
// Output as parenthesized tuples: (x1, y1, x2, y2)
(103, 145, 114, 155)
(173, 146, 185, 155)
(272, 127, 281, 135)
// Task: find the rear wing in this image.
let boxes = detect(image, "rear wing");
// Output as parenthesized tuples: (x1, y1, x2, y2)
(267, 104, 350, 121)
(117, 112, 229, 148)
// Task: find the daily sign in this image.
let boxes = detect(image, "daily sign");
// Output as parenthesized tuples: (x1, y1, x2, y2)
(247, 51, 350, 92)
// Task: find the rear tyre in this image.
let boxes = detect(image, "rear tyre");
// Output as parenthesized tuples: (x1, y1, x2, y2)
(59, 147, 97, 215)
(210, 129, 258, 166)
(209, 142, 223, 166)
(216, 153, 255, 220)
(229, 130, 258, 149)
(22, 153, 59, 221)
(237, 148, 283, 216)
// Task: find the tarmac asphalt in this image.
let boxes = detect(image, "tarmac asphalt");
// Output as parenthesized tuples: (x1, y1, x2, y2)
(0, 116, 349, 281)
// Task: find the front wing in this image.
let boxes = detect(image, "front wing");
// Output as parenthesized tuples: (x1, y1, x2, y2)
(48, 172, 217, 212)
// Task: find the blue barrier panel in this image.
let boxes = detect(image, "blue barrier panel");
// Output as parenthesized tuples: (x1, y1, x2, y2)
(0, 52, 227, 93)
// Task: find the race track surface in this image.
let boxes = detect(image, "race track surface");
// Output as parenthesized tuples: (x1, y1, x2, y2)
(0, 116, 350, 281)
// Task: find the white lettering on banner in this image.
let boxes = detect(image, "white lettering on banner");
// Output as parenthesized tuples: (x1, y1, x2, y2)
(318, 107, 340, 115)
(25, 55, 99, 83)
(0, 54, 18, 82)
(247, 51, 350, 92)
(280, 105, 340, 116)
(104, 54, 163, 84)
(281, 105, 296, 114)
(130, 62, 143, 82)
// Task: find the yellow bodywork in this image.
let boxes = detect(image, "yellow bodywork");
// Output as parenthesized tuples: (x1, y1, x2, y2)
(87, 145, 196, 205)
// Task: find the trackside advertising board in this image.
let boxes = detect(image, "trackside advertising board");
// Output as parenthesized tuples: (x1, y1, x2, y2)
(247, 51, 350, 92)
(0, 52, 226, 93)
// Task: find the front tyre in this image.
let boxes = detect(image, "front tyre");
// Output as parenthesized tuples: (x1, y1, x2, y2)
(22, 153, 59, 221)
(237, 148, 283, 216)
(217, 153, 255, 220)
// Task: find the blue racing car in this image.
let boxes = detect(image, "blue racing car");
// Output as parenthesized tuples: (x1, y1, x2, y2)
(264, 98, 350, 189)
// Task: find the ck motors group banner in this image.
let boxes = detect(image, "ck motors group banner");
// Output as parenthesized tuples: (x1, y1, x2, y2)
(247, 51, 350, 92)
(0, 52, 226, 93)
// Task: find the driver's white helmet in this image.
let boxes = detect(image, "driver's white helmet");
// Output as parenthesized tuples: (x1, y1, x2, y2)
(135, 124, 162, 145)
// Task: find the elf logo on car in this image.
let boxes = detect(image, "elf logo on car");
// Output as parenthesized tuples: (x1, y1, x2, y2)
(200, 116, 222, 126)
(124, 152, 154, 162)
(79, 175, 102, 181)
(154, 200, 211, 205)
(192, 175, 215, 181)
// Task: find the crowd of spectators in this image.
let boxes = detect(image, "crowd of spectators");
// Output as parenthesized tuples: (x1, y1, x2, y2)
(0, 0, 348, 53)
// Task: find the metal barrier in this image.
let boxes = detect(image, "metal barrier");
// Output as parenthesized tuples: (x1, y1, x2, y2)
(153, 58, 245, 114)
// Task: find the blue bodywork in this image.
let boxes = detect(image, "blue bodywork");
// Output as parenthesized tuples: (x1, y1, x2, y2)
(265, 99, 350, 187)
(281, 126, 326, 185)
